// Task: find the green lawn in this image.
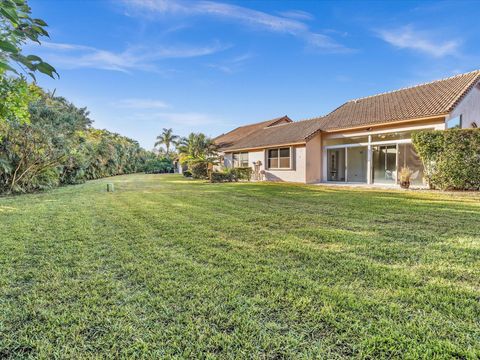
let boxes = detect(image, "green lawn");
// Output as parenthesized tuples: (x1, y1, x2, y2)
(1, 174, 479, 359)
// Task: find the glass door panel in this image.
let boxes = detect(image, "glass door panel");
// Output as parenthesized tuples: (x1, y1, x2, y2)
(327, 148, 345, 181)
(347, 146, 368, 183)
(373, 145, 397, 183)
(397, 143, 424, 185)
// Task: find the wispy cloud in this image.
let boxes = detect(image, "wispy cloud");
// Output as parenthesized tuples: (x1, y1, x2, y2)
(30, 40, 228, 72)
(115, 98, 169, 109)
(207, 52, 254, 74)
(278, 10, 314, 21)
(121, 0, 352, 53)
(136, 111, 220, 126)
(376, 26, 461, 57)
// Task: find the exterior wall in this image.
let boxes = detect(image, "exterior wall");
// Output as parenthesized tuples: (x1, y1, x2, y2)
(223, 146, 307, 183)
(264, 146, 306, 183)
(321, 120, 445, 182)
(448, 82, 480, 128)
(305, 132, 322, 183)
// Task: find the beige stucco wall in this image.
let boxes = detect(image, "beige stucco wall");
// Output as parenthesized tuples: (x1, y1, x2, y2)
(223, 146, 307, 183)
(448, 82, 480, 128)
(305, 132, 322, 183)
(263, 146, 306, 182)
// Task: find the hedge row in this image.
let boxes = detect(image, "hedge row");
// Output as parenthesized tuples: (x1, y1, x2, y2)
(412, 129, 480, 190)
(210, 167, 253, 183)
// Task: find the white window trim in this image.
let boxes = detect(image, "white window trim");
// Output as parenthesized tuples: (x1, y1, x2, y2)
(267, 146, 292, 170)
(232, 152, 249, 168)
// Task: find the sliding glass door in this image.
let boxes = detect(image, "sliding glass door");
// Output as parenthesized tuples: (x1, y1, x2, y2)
(327, 146, 368, 183)
(327, 148, 346, 181)
(372, 145, 397, 184)
(347, 146, 368, 183)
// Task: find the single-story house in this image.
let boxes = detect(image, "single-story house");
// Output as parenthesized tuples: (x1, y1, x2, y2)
(214, 70, 480, 185)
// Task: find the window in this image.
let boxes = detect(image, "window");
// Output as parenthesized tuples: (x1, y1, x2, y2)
(267, 147, 291, 169)
(232, 152, 249, 167)
(446, 115, 462, 129)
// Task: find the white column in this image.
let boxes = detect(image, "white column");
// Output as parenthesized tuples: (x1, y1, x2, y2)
(367, 135, 372, 184)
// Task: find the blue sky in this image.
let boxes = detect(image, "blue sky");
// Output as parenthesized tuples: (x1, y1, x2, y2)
(28, 0, 480, 149)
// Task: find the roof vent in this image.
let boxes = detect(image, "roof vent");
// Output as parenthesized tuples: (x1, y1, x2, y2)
(472, 121, 478, 128)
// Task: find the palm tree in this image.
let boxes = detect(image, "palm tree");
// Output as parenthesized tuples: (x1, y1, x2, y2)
(176, 132, 217, 164)
(154, 128, 179, 157)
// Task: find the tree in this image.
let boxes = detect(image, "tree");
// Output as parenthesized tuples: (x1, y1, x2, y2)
(0, 0, 58, 79)
(176, 132, 217, 164)
(154, 128, 178, 157)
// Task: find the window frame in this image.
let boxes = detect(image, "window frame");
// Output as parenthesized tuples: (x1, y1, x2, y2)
(267, 147, 292, 170)
(446, 115, 462, 129)
(232, 152, 249, 168)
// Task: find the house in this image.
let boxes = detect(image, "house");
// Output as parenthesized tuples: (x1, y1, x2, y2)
(214, 70, 480, 185)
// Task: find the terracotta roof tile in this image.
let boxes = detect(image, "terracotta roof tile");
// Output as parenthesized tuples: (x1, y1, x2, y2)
(218, 118, 323, 152)
(214, 116, 292, 150)
(315, 70, 480, 130)
(215, 70, 480, 151)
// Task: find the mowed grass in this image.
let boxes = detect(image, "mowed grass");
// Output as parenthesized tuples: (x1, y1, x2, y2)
(0, 174, 479, 359)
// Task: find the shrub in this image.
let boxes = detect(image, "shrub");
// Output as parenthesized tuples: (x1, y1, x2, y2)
(209, 167, 253, 183)
(183, 170, 192, 178)
(144, 158, 173, 174)
(210, 171, 233, 183)
(231, 167, 252, 181)
(189, 161, 209, 179)
(412, 129, 480, 190)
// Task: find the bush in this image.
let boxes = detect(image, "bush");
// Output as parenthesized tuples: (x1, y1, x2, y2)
(144, 158, 173, 174)
(210, 167, 252, 183)
(412, 129, 480, 190)
(230, 167, 252, 181)
(183, 170, 192, 178)
(210, 171, 233, 183)
(189, 161, 209, 179)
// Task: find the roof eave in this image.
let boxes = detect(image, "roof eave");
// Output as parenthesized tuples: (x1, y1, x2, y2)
(321, 114, 448, 133)
(219, 141, 307, 153)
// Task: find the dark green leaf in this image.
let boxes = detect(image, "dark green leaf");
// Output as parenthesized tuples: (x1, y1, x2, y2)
(36, 61, 59, 79)
(0, 40, 19, 53)
(0, 7, 19, 24)
(33, 18, 48, 26)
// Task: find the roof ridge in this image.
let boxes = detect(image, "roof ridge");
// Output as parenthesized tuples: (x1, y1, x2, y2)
(349, 70, 480, 103)
(266, 116, 323, 128)
(446, 72, 480, 111)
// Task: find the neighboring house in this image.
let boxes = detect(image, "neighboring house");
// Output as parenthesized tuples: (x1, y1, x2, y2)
(214, 70, 480, 185)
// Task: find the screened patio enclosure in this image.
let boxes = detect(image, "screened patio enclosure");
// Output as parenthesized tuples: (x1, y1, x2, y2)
(324, 129, 426, 186)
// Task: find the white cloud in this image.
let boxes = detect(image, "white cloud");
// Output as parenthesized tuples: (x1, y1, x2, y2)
(122, 0, 352, 53)
(115, 98, 169, 109)
(377, 26, 461, 57)
(29, 40, 228, 72)
(141, 111, 220, 126)
(278, 10, 314, 21)
(207, 52, 254, 74)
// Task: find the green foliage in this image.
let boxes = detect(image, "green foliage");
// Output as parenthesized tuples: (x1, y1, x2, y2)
(189, 160, 209, 179)
(0, 77, 38, 127)
(177, 132, 218, 165)
(154, 128, 178, 157)
(0, 174, 479, 358)
(0, 85, 153, 193)
(412, 129, 480, 190)
(182, 170, 192, 178)
(210, 171, 233, 183)
(210, 167, 252, 183)
(230, 167, 252, 181)
(144, 157, 174, 174)
(0, 0, 58, 79)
